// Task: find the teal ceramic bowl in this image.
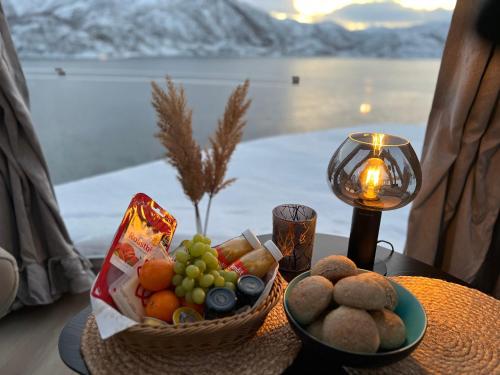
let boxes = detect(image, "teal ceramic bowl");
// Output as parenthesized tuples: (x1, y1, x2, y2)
(284, 271, 427, 368)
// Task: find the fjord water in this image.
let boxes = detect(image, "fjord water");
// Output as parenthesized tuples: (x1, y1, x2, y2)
(23, 57, 439, 184)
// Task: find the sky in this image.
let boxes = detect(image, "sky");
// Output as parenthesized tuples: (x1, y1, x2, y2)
(243, 0, 456, 30)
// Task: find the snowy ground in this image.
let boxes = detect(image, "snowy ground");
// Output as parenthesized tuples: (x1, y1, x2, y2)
(55, 124, 425, 259)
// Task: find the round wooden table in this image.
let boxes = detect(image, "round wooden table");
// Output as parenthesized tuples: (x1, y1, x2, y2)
(59, 233, 465, 375)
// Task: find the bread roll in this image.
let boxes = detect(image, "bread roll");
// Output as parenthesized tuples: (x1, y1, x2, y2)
(357, 271, 398, 310)
(322, 306, 380, 353)
(333, 275, 386, 310)
(306, 317, 325, 341)
(371, 309, 406, 350)
(311, 255, 357, 283)
(288, 275, 334, 325)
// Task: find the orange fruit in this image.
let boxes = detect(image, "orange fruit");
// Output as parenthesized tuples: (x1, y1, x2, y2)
(139, 259, 174, 291)
(145, 290, 180, 323)
(181, 298, 205, 315)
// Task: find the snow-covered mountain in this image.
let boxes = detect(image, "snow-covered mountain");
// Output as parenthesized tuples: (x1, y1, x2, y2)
(3, 0, 450, 59)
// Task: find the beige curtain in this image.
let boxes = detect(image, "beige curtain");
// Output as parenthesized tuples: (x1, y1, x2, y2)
(0, 3, 94, 308)
(405, 0, 500, 296)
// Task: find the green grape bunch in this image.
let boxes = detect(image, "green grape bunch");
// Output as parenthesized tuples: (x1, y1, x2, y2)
(172, 234, 238, 305)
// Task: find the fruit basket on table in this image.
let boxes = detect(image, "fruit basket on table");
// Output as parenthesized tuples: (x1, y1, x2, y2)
(117, 272, 285, 352)
(91, 194, 285, 353)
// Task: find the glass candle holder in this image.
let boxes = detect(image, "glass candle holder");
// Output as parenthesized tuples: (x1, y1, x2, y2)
(272, 204, 317, 281)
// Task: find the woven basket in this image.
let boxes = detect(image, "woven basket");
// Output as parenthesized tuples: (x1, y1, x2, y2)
(116, 273, 286, 353)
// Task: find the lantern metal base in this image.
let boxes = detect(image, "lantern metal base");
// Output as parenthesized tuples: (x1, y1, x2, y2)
(347, 207, 382, 271)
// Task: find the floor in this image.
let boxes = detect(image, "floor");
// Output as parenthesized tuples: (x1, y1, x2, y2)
(0, 292, 89, 375)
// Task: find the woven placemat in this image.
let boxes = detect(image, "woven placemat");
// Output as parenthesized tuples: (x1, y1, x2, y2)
(81, 296, 301, 375)
(347, 276, 500, 375)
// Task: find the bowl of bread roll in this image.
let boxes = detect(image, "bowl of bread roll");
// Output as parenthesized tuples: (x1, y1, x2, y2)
(283, 255, 427, 368)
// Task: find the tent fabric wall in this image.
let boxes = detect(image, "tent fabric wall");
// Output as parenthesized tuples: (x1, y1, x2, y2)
(405, 0, 499, 296)
(0, 3, 94, 309)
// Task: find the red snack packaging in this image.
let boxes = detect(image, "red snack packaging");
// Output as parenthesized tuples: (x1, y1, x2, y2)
(92, 193, 177, 306)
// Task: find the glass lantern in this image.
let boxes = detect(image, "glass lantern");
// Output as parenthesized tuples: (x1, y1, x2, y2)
(327, 132, 422, 271)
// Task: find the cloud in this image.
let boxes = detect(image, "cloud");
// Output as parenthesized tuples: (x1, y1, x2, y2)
(329, 1, 452, 24)
(243, 0, 452, 29)
(241, 0, 295, 13)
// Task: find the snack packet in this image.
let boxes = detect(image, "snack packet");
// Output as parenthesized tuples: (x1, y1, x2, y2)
(92, 193, 177, 306)
(109, 246, 172, 322)
(214, 229, 261, 268)
(109, 273, 144, 322)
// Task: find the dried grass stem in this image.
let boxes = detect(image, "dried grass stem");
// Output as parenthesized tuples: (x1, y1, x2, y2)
(152, 76, 250, 235)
